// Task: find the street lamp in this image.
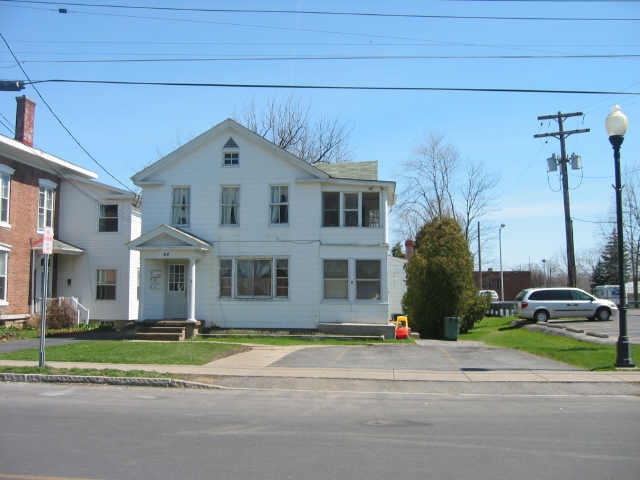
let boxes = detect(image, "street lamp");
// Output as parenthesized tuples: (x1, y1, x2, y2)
(541, 259, 547, 287)
(499, 224, 506, 301)
(606, 105, 635, 368)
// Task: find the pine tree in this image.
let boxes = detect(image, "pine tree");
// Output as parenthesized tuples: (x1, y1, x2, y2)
(591, 229, 628, 288)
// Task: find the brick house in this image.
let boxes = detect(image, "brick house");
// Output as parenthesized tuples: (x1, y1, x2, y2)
(0, 96, 140, 325)
(474, 270, 532, 302)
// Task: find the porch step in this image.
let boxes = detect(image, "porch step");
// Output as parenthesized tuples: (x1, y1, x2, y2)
(135, 331, 185, 342)
(135, 320, 202, 341)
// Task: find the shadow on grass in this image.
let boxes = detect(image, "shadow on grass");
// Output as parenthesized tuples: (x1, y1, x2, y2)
(498, 319, 535, 331)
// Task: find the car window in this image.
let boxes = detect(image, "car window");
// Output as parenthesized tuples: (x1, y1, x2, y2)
(571, 290, 593, 301)
(529, 290, 553, 300)
(556, 290, 574, 301)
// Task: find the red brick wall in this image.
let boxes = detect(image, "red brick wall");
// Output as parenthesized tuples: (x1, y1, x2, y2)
(0, 155, 59, 316)
(474, 270, 532, 302)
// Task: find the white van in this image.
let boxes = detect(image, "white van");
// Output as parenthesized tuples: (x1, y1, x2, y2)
(515, 287, 618, 322)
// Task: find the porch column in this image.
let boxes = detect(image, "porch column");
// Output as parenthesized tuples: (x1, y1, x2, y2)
(187, 258, 197, 323)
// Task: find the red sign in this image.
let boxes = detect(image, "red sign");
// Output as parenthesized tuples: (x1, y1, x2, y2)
(42, 227, 53, 255)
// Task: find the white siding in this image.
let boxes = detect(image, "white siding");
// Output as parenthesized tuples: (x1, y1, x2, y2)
(57, 180, 140, 320)
(134, 123, 398, 328)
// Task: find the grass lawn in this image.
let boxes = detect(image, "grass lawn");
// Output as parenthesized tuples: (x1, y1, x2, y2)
(460, 316, 635, 371)
(0, 365, 174, 378)
(0, 340, 245, 365)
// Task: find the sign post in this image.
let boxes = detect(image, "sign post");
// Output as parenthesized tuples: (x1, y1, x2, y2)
(39, 227, 53, 368)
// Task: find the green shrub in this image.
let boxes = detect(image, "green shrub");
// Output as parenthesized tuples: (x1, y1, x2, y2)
(403, 217, 476, 338)
(460, 294, 490, 333)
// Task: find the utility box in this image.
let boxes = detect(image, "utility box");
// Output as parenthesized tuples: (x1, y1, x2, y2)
(443, 316, 460, 341)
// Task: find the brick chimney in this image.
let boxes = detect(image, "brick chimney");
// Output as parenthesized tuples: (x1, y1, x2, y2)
(405, 239, 415, 260)
(15, 95, 36, 147)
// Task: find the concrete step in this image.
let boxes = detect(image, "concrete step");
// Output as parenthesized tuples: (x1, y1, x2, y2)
(137, 326, 185, 334)
(318, 322, 396, 340)
(135, 331, 185, 341)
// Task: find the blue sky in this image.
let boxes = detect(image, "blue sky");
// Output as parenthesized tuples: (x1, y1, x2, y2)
(0, 0, 638, 276)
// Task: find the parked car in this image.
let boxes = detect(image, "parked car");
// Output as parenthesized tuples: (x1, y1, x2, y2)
(478, 290, 499, 302)
(514, 287, 618, 322)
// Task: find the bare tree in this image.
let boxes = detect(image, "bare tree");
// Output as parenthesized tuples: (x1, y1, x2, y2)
(395, 134, 498, 248)
(624, 168, 640, 304)
(239, 97, 351, 164)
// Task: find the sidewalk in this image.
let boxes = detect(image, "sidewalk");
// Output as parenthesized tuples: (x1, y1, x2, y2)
(1, 344, 639, 384)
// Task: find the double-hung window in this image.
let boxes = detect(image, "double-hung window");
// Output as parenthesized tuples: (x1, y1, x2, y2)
(323, 260, 348, 299)
(356, 260, 381, 299)
(270, 185, 289, 225)
(362, 192, 380, 227)
(219, 257, 288, 299)
(98, 204, 118, 232)
(38, 180, 56, 232)
(0, 165, 14, 226)
(221, 186, 239, 225)
(343, 193, 359, 227)
(171, 187, 190, 226)
(322, 192, 340, 227)
(96, 269, 116, 300)
(0, 249, 7, 303)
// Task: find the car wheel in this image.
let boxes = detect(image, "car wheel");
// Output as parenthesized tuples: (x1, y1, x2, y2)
(534, 310, 549, 322)
(595, 308, 611, 322)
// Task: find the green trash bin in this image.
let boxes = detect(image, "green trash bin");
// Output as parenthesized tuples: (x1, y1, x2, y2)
(443, 316, 460, 341)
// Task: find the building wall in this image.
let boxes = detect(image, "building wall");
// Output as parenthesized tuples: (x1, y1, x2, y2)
(474, 270, 532, 301)
(57, 180, 140, 320)
(0, 155, 59, 316)
(137, 125, 393, 327)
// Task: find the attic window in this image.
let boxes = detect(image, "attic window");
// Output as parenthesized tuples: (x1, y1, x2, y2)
(223, 137, 239, 166)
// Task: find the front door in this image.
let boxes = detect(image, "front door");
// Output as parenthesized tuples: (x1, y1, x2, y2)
(165, 262, 187, 319)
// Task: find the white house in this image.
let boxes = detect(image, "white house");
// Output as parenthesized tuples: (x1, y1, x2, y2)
(56, 177, 141, 321)
(130, 118, 403, 329)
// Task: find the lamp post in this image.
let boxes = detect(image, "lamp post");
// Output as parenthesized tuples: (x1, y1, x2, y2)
(606, 105, 635, 368)
(541, 259, 547, 287)
(499, 224, 506, 301)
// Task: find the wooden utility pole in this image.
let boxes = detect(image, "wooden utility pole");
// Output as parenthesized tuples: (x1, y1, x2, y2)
(534, 112, 589, 287)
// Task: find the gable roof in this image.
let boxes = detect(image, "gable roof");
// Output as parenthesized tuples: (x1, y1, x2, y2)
(315, 161, 378, 181)
(131, 118, 330, 185)
(0, 133, 97, 179)
(129, 224, 211, 251)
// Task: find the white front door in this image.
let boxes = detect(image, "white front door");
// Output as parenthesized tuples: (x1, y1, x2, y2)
(165, 262, 187, 319)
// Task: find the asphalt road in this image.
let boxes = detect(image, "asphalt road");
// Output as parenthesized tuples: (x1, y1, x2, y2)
(0, 383, 638, 480)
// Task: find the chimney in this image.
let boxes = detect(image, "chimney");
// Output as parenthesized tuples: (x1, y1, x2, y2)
(15, 95, 36, 147)
(405, 239, 415, 261)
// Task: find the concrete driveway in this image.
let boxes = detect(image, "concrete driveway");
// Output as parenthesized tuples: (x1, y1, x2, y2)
(273, 339, 580, 371)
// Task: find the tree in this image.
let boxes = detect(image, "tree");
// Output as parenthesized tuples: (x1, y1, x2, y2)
(591, 229, 628, 288)
(402, 217, 479, 338)
(238, 97, 352, 164)
(395, 134, 498, 249)
(391, 241, 405, 258)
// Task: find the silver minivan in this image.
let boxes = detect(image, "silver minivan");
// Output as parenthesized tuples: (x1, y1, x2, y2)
(515, 287, 618, 322)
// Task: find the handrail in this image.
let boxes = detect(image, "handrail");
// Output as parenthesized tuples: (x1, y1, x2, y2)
(34, 297, 90, 325)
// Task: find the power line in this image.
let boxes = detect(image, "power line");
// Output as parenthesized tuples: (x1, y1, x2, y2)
(25, 79, 640, 96)
(15, 53, 640, 64)
(1, 0, 638, 22)
(0, 34, 136, 194)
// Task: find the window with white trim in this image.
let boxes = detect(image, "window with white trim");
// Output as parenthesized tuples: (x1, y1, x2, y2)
(0, 164, 14, 226)
(171, 187, 190, 226)
(322, 192, 381, 228)
(270, 185, 289, 225)
(219, 257, 288, 299)
(223, 137, 239, 166)
(168, 264, 185, 292)
(221, 186, 239, 225)
(98, 204, 118, 232)
(356, 260, 381, 299)
(323, 260, 348, 299)
(0, 249, 7, 302)
(38, 180, 56, 232)
(96, 269, 116, 300)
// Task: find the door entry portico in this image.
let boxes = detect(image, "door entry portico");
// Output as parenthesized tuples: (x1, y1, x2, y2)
(166, 262, 188, 319)
(129, 224, 211, 324)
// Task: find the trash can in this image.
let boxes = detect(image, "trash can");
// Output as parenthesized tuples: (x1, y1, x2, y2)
(443, 316, 460, 341)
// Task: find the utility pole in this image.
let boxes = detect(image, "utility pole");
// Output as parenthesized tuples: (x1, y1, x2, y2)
(534, 112, 590, 287)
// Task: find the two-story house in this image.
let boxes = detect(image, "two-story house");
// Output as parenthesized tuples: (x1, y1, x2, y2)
(0, 96, 140, 325)
(130, 118, 403, 329)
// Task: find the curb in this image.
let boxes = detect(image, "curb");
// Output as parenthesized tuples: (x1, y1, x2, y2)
(0, 373, 222, 389)
(525, 323, 615, 345)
